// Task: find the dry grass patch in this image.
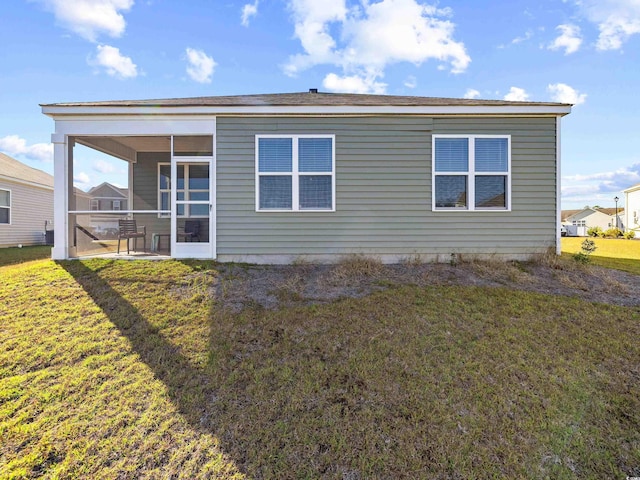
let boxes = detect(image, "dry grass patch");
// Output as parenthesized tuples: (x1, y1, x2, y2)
(326, 255, 385, 284)
(464, 257, 533, 285)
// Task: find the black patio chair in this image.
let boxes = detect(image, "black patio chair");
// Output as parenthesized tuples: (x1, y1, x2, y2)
(178, 220, 200, 242)
(117, 219, 146, 254)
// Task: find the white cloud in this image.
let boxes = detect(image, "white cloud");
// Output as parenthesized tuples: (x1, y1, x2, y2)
(74, 172, 92, 189)
(562, 162, 640, 205)
(241, 0, 259, 27)
(93, 159, 115, 173)
(504, 87, 530, 101)
(185, 48, 216, 83)
(548, 83, 587, 105)
(90, 44, 138, 78)
(404, 75, 417, 88)
(285, 0, 470, 93)
(548, 24, 582, 54)
(0, 135, 53, 162)
(463, 88, 480, 99)
(38, 0, 134, 42)
(512, 29, 533, 44)
(577, 0, 640, 51)
(323, 72, 387, 94)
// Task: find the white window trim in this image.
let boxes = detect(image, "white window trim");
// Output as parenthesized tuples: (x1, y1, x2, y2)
(90, 199, 99, 211)
(158, 162, 209, 218)
(255, 134, 336, 212)
(112, 200, 121, 211)
(0, 188, 10, 225)
(432, 134, 512, 212)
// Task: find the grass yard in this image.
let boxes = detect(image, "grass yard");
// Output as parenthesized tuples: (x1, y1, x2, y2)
(561, 237, 640, 275)
(1, 257, 639, 478)
(0, 245, 51, 267)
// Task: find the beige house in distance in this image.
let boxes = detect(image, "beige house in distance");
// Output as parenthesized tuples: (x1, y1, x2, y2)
(562, 207, 624, 236)
(0, 152, 54, 247)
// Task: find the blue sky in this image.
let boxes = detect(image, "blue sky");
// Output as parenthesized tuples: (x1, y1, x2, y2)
(1, 0, 640, 209)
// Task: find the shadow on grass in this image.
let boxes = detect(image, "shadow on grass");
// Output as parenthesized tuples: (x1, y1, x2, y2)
(58, 260, 248, 474)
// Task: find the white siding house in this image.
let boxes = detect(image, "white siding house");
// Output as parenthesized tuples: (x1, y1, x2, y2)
(562, 207, 624, 235)
(0, 153, 54, 247)
(623, 183, 640, 234)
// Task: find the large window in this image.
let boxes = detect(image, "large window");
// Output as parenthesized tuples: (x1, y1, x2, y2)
(256, 135, 335, 212)
(158, 163, 210, 218)
(432, 135, 511, 211)
(0, 189, 9, 224)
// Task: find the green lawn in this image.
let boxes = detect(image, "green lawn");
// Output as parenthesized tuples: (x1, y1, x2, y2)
(561, 237, 640, 275)
(1, 257, 639, 479)
(0, 245, 51, 267)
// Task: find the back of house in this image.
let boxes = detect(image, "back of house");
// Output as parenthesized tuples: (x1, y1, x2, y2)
(41, 91, 571, 262)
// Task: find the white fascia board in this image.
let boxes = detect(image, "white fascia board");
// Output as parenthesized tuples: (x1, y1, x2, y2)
(0, 175, 53, 191)
(52, 117, 216, 135)
(622, 184, 640, 193)
(42, 104, 572, 117)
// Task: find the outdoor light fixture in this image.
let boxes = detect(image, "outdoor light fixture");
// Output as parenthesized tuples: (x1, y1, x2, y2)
(614, 196, 619, 229)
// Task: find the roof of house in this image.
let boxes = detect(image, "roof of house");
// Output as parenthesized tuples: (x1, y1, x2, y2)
(0, 152, 53, 188)
(41, 91, 571, 108)
(594, 207, 624, 216)
(561, 209, 582, 221)
(562, 207, 624, 221)
(88, 182, 128, 198)
(623, 183, 640, 193)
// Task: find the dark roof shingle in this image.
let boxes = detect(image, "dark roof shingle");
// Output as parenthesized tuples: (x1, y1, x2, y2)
(41, 91, 571, 108)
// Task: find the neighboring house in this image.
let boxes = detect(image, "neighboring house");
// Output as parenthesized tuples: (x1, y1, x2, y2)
(562, 207, 624, 236)
(87, 182, 129, 232)
(42, 91, 572, 261)
(623, 183, 640, 233)
(0, 152, 54, 247)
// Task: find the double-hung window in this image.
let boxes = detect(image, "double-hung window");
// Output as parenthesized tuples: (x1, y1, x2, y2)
(0, 189, 9, 224)
(256, 135, 335, 212)
(432, 135, 511, 211)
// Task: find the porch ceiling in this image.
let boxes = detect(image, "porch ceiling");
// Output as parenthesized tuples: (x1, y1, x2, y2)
(75, 136, 171, 162)
(75, 135, 212, 162)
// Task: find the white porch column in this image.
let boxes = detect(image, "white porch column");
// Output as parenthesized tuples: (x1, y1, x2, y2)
(51, 133, 68, 260)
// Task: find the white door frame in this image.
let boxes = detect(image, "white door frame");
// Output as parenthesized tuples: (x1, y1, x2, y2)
(170, 135, 215, 259)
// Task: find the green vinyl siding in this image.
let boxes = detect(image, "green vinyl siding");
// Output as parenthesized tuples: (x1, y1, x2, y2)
(215, 115, 558, 257)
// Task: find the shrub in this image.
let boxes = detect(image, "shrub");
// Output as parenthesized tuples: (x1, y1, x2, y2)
(623, 230, 636, 240)
(573, 238, 597, 264)
(587, 226, 603, 237)
(603, 228, 623, 238)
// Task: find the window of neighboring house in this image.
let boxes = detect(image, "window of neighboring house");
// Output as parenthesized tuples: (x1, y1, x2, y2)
(90, 199, 99, 211)
(432, 135, 511, 211)
(158, 163, 208, 218)
(112, 200, 121, 211)
(0, 189, 10, 224)
(256, 135, 335, 212)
